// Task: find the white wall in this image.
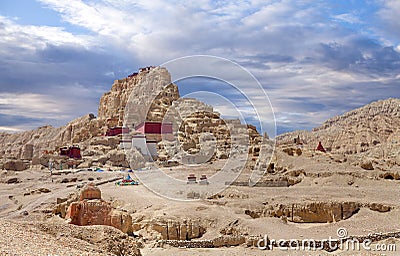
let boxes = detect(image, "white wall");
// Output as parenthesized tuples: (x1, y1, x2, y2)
(132, 135, 158, 158)
(132, 136, 149, 155)
(146, 142, 157, 157)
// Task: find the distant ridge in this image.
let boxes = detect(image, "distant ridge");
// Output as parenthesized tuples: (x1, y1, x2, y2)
(277, 98, 400, 161)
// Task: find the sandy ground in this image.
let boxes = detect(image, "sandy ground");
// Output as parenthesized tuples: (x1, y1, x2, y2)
(1, 150, 400, 255)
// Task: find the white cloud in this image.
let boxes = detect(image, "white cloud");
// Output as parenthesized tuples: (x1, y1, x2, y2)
(376, 0, 400, 43)
(0, 0, 398, 133)
(0, 16, 93, 53)
(0, 93, 67, 119)
(332, 13, 362, 24)
(0, 126, 24, 133)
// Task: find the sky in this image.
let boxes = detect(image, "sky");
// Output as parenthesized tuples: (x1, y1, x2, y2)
(0, 0, 399, 135)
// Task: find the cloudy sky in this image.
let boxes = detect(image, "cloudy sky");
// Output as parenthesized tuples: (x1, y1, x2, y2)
(0, 0, 399, 134)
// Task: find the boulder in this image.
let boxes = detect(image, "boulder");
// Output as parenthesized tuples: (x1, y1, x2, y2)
(360, 160, 374, 170)
(3, 160, 28, 171)
(38, 188, 51, 193)
(6, 177, 19, 184)
(369, 203, 391, 213)
(98, 149, 130, 167)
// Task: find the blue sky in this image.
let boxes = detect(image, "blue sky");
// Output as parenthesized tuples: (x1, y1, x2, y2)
(0, 0, 399, 134)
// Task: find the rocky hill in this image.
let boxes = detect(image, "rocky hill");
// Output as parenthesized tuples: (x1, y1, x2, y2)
(277, 98, 400, 166)
(99, 66, 180, 126)
(0, 66, 262, 170)
(0, 67, 176, 170)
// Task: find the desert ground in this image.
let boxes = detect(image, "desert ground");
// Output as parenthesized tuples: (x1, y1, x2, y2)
(1, 145, 400, 255)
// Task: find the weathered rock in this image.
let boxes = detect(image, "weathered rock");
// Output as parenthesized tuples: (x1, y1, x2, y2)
(56, 197, 68, 204)
(100, 66, 177, 124)
(110, 210, 133, 234)
(158, 97, 261, 163)
(282, 147, 294, 156)
(90, 136, 120, 148)
(151, 220, 205, 240)
(107, 150, 127, 167)
(53, 192, 80, 218)
(38, 188, 51, 193)
(34, 222, 142, 256)
(380, 172, 400, 180)
(21, 144, 34, 160)
(291, 202, 360, 223)
(78, 160, 92, 169)
(247, 201, 361, 223)
(152, 223, 168, 239)
(79, 183, 101, 200)
(360, 160, 374, 170)
(368, 203, 391, 213)
(6, 177, 18, 184)
(3, 160, 28, 171)
(282, 147, 302, 156)
(64, 183, 133, 233)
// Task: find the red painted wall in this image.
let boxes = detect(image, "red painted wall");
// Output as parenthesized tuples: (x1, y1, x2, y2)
(106, 127, 129, 136)
(59, 146, 82, 159)
(135, 122, 172, 134)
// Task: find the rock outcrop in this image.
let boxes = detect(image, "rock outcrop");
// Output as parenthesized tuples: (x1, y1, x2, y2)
(151, 219, 206, 240)
(245, 201, 392, 223)
(118, 67, 179, 127)
(275, 98, 400, 168)
(2, 160, 28, 171)
(277, 99, 400, 153)
(98, 66, 179, 125)
(0, 114, 103, 162)
(62, 183, 133, 233)
(159, 97, 262, 162)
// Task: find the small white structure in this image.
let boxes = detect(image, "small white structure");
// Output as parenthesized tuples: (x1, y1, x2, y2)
(146, 141, 157, 158)
(187, 174, 197, 184)
(132, 134, 157, 158)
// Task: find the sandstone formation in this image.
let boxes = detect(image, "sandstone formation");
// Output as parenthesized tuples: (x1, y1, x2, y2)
(60, 183, 133, 233)
(0, 114, 104, 164)
(98, 66, 180, 126)
(244, 201, 392, 223)
(2, 63, 400, 255)
(159, 97, 262, 163)
(277, 98, 400, 167)
(151, 219, 206, 240)
(121, 67, 179, 127)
